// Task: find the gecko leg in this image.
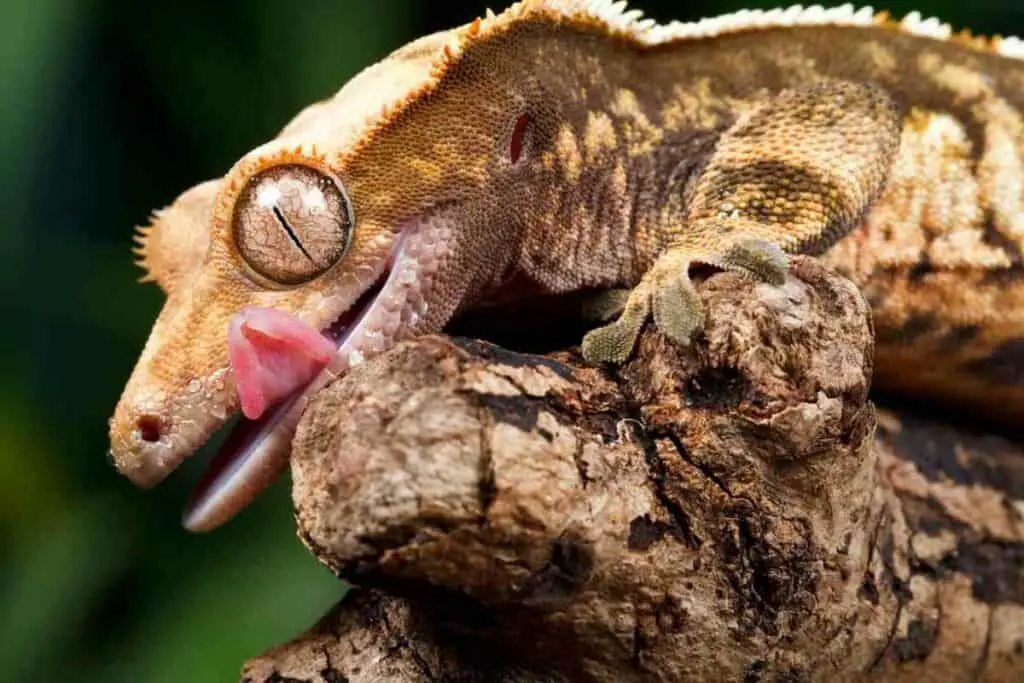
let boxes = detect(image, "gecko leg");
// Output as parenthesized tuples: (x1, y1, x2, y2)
(581, 80, 901, 364)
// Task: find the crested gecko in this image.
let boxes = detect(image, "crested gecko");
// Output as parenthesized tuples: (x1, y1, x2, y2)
(109, 1, 1024, 531)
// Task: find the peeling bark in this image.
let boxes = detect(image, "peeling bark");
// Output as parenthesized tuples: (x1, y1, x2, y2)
(241, 258, 1024, 682)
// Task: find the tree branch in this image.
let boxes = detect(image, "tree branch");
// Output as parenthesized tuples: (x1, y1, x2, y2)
(242, 257, 1024, 682)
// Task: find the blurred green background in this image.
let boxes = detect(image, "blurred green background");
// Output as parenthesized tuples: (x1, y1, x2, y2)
(1, 0, 1020, 680)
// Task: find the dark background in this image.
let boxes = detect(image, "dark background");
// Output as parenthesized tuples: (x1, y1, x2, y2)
(1, 1, 1019, 680)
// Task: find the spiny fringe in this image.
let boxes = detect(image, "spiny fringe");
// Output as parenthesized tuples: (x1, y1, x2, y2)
(449, 2, 1024, 61)
(132, 222, 156, 282)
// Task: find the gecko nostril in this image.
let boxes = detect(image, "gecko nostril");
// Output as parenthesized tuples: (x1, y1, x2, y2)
(137, 415, 163, 443)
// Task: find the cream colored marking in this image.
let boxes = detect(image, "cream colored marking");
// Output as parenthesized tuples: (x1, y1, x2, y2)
(407, 157, 444, 181)
(974, 98, 1024, 244)
(919, 52, 992, 100)
(659, 89, 691, 133)
(610, 88, 662, 156)
(555, 123, 582, 182)
(913, 112, 1010, 268)
(858, 41, 898, 77)
(930, 228, 1013, 268)
(834, 109, 1011, 275)
(611, 160, 634, 275)
(610, 159, 627, 198)
(920, 51, 1024, 249)
(765, 50, 821, 84)
(661, 79, 728, 132)
(595, 160, 630, 272)
(583, 110, 617, 162)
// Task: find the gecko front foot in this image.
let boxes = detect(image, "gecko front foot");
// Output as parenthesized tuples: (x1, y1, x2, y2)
(580, 237, 790, 364)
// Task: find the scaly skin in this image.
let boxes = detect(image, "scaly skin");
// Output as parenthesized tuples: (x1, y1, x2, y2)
(110, 1, 1024, 530)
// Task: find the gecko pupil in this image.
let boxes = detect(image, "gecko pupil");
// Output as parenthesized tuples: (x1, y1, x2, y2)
(510, 114, 531, 164)
(233, 164, 354, 285)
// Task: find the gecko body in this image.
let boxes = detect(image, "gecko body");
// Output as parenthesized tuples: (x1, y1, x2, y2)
(110, 1, 1024, 530)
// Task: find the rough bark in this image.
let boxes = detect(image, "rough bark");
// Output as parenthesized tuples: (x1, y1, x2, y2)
(241, 258, 1024, 682)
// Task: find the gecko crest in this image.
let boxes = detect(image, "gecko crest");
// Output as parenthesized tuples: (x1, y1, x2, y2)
(461, 2, 1024, 58)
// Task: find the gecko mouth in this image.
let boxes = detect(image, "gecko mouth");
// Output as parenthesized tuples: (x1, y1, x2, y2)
(182, 274, 386, 532)
(179, 213, 447, 532)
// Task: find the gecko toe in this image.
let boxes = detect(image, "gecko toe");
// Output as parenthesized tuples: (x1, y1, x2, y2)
(720, 238, 789, 285)
(652, 273, 705, 346)
(581, 289, 650, 364)
(581, 318, 642, 364)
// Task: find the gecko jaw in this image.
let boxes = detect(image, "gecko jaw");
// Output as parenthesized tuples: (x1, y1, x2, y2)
(182, 217, 448, 532)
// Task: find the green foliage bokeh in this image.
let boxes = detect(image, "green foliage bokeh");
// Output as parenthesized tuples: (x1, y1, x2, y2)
(0, 1, 1018, 680)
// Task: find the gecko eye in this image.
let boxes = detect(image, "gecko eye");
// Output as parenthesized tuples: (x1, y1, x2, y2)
(232, 165, 353, 285)
(509, 113, 532, 164)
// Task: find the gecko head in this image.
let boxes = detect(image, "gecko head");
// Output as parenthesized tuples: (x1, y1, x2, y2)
(108, 18, 559, 531)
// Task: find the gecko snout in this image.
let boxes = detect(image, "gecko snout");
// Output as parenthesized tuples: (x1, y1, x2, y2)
(109, 369, 235, 491)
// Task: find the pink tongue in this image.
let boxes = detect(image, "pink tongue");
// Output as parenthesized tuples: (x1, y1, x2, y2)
(227, 306, 335, 420)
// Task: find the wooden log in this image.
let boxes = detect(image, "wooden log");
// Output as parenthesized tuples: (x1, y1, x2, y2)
(242, 257, 1024, 682)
